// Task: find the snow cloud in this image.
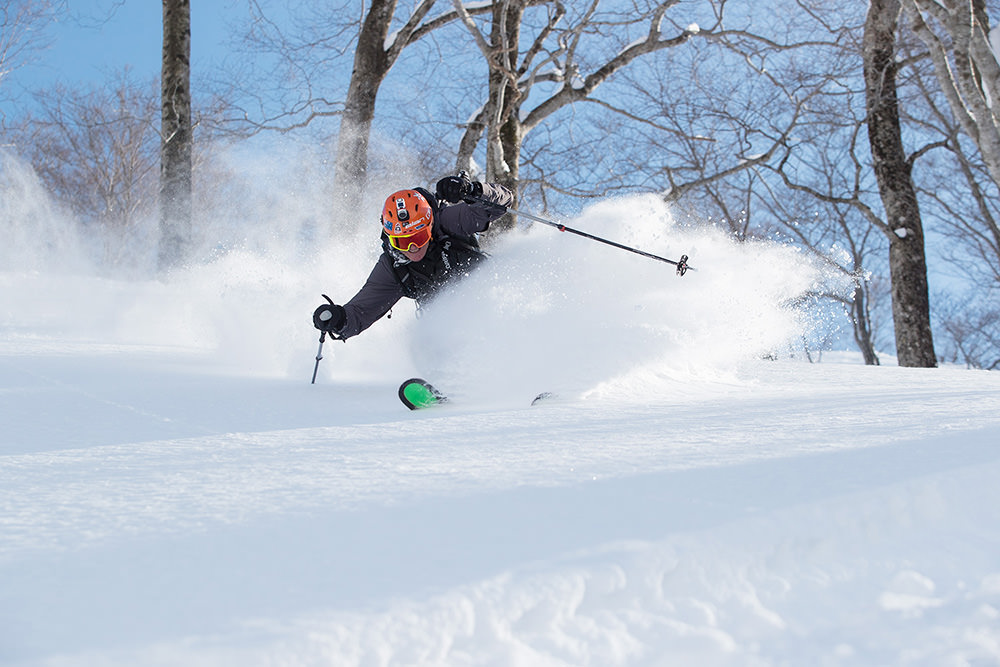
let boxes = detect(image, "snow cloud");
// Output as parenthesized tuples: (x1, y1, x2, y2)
(1, 149, 845, 390)
(418, 194, 838, 403)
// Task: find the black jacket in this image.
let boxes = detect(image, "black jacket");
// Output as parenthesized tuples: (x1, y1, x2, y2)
(336, 183, 514, 339)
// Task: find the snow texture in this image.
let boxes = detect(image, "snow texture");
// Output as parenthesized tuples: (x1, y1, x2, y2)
(2, 153, 999, 666)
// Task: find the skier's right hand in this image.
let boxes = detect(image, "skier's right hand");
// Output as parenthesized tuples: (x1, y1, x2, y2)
(436, 174, 482, 203)
(313, 302, 346, 333)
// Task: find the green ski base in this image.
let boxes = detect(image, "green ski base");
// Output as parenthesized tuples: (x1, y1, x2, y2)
(399, 378, 448, 410)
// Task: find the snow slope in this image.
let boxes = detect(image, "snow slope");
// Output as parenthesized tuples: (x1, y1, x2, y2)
(2, 155, 1000, 665)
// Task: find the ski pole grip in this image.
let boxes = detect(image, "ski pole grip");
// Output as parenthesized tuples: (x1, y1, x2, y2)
(456, 170, 487, 203)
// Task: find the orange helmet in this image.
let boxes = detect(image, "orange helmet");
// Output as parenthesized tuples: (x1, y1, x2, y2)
(382, 189, 434, 251)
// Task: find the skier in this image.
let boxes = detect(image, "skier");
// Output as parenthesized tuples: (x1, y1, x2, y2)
(312, 174, 514, 340)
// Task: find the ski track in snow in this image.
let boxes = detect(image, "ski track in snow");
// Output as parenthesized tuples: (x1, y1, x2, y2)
(1, 360, 995, 559)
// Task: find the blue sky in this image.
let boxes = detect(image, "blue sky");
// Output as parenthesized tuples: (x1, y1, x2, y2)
(12, 1, 242, 91)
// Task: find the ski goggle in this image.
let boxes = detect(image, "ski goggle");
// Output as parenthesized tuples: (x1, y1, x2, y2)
(388, 227, 432, 252)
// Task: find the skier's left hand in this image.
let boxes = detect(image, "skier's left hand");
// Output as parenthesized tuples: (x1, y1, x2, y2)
(313, 302, 346, 333)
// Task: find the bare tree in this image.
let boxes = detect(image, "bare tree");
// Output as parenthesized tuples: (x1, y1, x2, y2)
(752, 19, 891, 365)
(6, 72, 160, 264)
(678, 1, 933, 364)
(228, 1, 498, 219)
(0, 0, 59, 90)
(907, 62, 1000, 288)
(757, 166, 888, 365)
(330, 0, 497, 214)
(454, 0, 522, 201)
(1, 0, 62, 132)
(893, 0, 1000, 367)
(451, 1, 713, 232)
(24, 76, 159, 225)
(233, 0, 802, 234)
(159, 0, 192, 271)
(902, 0, 1000, 189)
(935, 291, 1000, 369)
(864, 0, 936, 367)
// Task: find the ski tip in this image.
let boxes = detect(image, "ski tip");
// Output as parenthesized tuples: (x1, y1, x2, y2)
(399, 378, 448, 410)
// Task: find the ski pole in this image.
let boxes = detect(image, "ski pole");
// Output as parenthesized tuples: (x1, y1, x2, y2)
(461, 183, 693, 275)
(311, 330, 326, 384)
(504, 204, 692, 275)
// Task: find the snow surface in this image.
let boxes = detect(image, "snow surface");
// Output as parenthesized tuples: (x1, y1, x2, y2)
(3, 155, 1000, 666)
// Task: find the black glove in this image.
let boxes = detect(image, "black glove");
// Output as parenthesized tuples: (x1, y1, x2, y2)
(313, 302, 346, 333)
(436, 174, 483, 203)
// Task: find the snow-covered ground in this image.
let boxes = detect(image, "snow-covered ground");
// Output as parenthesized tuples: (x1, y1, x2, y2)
(2, 155, 1000, 665)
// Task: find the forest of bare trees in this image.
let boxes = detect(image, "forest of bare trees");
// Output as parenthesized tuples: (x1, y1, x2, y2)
(2, 0, 999, 369)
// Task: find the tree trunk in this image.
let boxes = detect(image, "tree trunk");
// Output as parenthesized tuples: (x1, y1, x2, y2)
(159, 0, 192, 272)
(330, 0, 442, 220)
(850, 283, 880, 365)
(331, 0, 395, 218)
(483, 0, 525, 235)
(863, 0, 937, 367)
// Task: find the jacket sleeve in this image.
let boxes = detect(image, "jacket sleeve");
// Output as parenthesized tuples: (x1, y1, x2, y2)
(338, 255, 404, 339)
(438, 182, 515, 237)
